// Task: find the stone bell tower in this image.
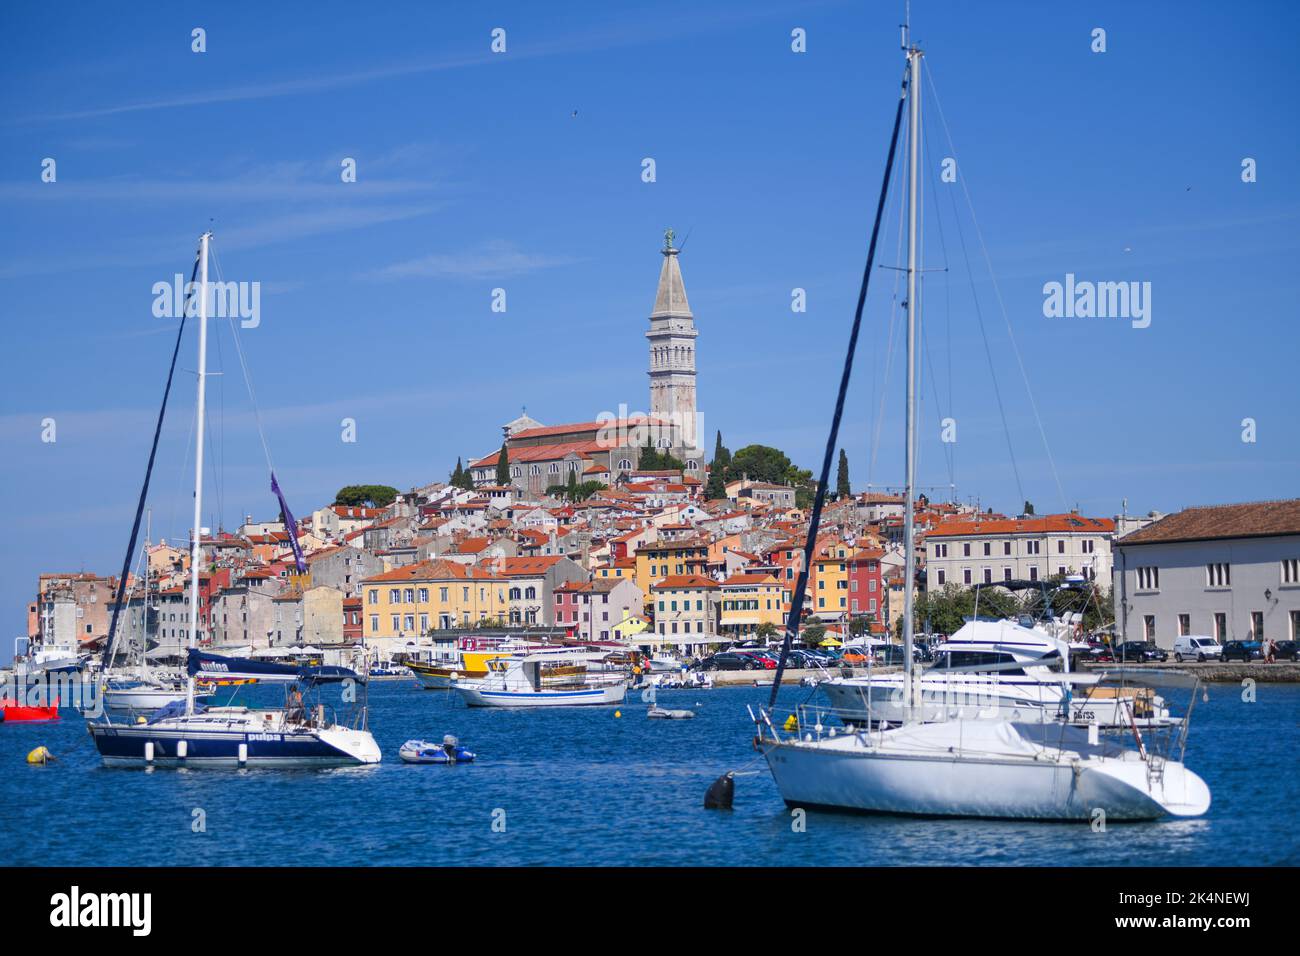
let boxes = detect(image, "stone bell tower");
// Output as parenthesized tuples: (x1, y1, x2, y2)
(646, 229, 699, 450)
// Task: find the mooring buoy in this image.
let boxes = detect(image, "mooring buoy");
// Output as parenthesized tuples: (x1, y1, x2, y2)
(704, 771, 735, 810)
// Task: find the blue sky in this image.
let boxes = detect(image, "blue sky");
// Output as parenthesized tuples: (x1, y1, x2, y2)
(2, 0, 1298, 642)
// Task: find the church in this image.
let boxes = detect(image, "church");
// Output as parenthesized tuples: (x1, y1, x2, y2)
(468, 231, 705, 496)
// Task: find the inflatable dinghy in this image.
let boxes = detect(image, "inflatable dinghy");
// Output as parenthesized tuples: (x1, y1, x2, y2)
(647, 706, 695, 719)
(399, 735, 475, 764)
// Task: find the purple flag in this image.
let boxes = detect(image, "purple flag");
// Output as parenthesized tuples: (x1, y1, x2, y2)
(271, 471, 307, 573)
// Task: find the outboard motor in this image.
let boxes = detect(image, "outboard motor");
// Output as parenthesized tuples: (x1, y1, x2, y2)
(442, 734, 459, 759)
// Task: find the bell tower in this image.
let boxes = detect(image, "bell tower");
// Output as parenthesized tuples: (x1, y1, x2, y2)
(646, 229, 698, 449)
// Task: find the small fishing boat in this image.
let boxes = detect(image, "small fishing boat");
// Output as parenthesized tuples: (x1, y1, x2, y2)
(454, 651, 626, 708)
(0, 700, 61, 723)
(406, 650, 510, 689)
(399, 735, 476, 764)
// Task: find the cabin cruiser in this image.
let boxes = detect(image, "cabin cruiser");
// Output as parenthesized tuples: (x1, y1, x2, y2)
(820, 618, 1174, 729)
(454, 651, 627, 707)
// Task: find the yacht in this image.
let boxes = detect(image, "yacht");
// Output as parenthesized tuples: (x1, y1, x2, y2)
(820, 618, 1173, 729)
(85, 231, 381, 769)
(754, 35, 1209, 820)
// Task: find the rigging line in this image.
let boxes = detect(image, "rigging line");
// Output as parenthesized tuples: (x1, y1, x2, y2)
(925, 62, 1067, 511)
(922, 67, 1025, 508)
(867, 125, 909, 489)
(101, 252, 198, 667)
(770, 66, 909, 708)
(211, 241, 276, 476)
(920, 114, 956, 493)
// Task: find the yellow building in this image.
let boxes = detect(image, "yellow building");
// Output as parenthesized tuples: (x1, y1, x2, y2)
(595, 557, 636, 581)
(633, 538, 709, 597)
(812, 540, 850, 619)
(361, 559, 508, 640)
(612, 611, 650, 642)
(720, 573, 788, 638)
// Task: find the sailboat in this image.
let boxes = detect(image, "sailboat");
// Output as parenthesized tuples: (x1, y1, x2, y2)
(87, 232, 381, 768)
(753, 38, 1209, 820)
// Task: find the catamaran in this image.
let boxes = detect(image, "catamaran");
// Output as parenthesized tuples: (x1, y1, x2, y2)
(753, 35, 1210, 820)
(86, 232, 380, 768)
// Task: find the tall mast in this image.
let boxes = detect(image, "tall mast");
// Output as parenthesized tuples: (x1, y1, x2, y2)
(186, 232, 212, 715)
(902, 45, 923, 713)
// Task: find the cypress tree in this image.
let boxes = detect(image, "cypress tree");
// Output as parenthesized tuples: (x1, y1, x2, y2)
(706, 430, 729, 499)
(836, 449, 851, 498)
(496, 445, 510, 484)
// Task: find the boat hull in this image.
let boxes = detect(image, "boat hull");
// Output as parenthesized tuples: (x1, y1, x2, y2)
(455, 681, 626, 708)
(762, 734, 1209, 821)
(88, 718, 381, 768)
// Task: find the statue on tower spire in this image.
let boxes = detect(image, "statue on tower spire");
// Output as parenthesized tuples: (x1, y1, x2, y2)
(664, 227, 675, 252)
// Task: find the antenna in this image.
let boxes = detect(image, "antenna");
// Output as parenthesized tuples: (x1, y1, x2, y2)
(677, 225, 695, 253)
(900, 0, 911, 50)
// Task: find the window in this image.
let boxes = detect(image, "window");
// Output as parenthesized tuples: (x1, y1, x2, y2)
(1282, 559, 1299, 585)
(1178, 614, 1190, 636)
(983, 542, 991, 557)
(1003, 541, 1012, 556)
(1026, 540, 1041, 555)
(1144, 615, 1156, 640)
(367, 589, 378, 605)
(1003, 567, 1012, 582)
(1214, 612, 1227, 641)
(439, 587, 449, 602)
(1206, 563, 1230, 588)
(1082, 539, 1095, 554)
(390, 614, 400, 631)
(1029, 566, 1039, 582)
(962, 543, 971, 557)
(982, 568, 992, 585)
(962, 568, 972, 585)
(1057, 540, 1065, 554)
(370, 615, 378, 633)
(936, 569, 946, 586)
(403, 588, 415, 604)
(418, 588, 428, 602)
(934, 543, 948, 558)
(1251, 611, 1264, 640)
(1291, 610, 1300, 641)
(1136, 566, 1159, 590)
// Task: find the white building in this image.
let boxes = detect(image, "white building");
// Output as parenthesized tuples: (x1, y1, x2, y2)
(924, 513, 1115, 591)
(1112, 499, 1300, 648)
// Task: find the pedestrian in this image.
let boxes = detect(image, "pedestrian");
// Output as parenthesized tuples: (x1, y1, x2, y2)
(1265, 637, 1276, 664)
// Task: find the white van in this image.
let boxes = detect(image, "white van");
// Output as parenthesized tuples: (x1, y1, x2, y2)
(1173, 635, 1222, 662)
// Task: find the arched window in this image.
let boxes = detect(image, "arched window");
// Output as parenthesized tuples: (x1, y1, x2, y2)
(511, 466, 521, 478)
(509, 587, 521, 600)
(686, 460, 698, 470)
(525, 586, 537, 600)
(548, 462, 560, 474)
(618, 458, 632, 470)
(568, 460, 580, 472)
(529, 464, 541, 476)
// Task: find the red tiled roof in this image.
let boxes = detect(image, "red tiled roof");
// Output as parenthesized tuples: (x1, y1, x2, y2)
(1118, 499, 1300, 545)
(651, 574, 719, 590)
(925, 514, 1115, 538)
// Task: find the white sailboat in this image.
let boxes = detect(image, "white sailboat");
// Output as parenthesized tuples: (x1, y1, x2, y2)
(754, 40, 1210, 821)
(87, 232, 381, 768)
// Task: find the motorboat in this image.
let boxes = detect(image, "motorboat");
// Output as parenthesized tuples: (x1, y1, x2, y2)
(454, 651, 626, 707)
(820, 619, 1174, 729)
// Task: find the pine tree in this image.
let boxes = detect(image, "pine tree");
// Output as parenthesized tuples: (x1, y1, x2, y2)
(496, 446, 510, 485)
(450, 458, 464, 488)
(836, 448, 851, 498)
(639, 435, 659, 471)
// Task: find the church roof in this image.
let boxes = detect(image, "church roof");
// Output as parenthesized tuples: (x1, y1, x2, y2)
(651, 247, 692, 318)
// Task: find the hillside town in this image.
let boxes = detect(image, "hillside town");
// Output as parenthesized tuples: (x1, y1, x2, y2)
(21, 234, 1300, 671)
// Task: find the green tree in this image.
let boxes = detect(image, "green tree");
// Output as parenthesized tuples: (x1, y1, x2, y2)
(836, 448, 851, 498)
(449, 458, 474, 490)
(802, 622, 827, 646)
(334, 484, 399, 508)
(495, 446, 510, 485)
(1023, 500, 1035, 515)
(756, 621, 779, 641)
(730, 444, 793, 484)
(705, 430, 730, 499)
(566, 469, 578, 499)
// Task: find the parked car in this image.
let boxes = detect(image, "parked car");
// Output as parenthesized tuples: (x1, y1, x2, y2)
(1115, 641, 1168, 663)
(736, 650, 778, 669)
(1086, 640, 1114, 663)
(873, 644, 911, 666)
(1273, 640, 1299, 662)
(1173, 635, 1222, 663)
(1220, 640, 1262, 663)
(700, 652, 760, 671)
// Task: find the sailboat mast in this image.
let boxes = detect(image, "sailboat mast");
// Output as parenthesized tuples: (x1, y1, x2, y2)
(185, 231, 212, 715)
(902, 45, 923, 707)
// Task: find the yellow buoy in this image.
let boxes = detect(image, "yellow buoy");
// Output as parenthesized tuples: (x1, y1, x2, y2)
(614, 710, 621, 718)
(783, 714, 799, 732)
(136, 715, 147, 725)
(26, 746, 52, 765)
